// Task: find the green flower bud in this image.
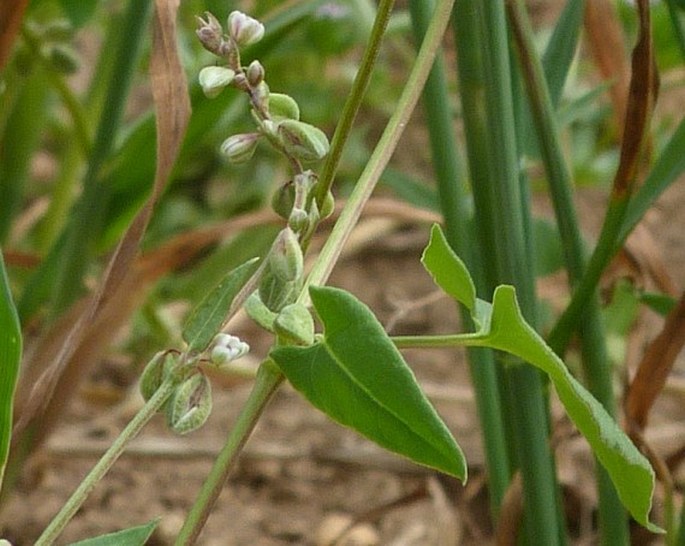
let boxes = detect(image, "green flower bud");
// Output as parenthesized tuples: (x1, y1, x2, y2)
(167, 373, 212, 435)
(253, 81, 270, 107)
(140, 351, 179, 404)
(278, 119, 330, 162)
(43, 19, 74, 42)
(268, 93, 300, 121)
(220, 132, 260, 163)
(247, 60, 265, 87)
(199, 66, 235, 98)
(269, 227, 303, 282)
(228, 11, 265, 46)
(288, 207, 309, 233)
(274, 303, 315, 345)
(271, 181, 296, 219)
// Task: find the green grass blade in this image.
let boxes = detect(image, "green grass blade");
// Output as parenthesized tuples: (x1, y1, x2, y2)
(0, 249, 22, 490)
(272, 286, 467, 480)
(49, 0, 153, 315)
(620, 116, 685, 243)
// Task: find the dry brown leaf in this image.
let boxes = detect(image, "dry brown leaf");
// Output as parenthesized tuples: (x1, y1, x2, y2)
(495, 471, 522, 546)
(610, 0, 658, 198)
(13, 0, 190, 450)
(0, 0, 28, 72)
(625, 291, 685, 431)
(584, 0, 630, 138)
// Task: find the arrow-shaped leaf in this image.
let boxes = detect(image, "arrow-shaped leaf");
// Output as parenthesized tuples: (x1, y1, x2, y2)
(271, 285, 467, 481)
(421, 224, 659, 532)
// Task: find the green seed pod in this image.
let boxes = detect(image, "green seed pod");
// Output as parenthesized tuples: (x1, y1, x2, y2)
(140, 351, 179, 403)
(278, 120, 330, 162)
(274, 303, 315, 345)
(271, 181, 296, 219)
(245, 291, 277, 331)
(288, 207, 309, 233)
(199, 66, 235, 98)
(268, 93, 300, 121)
(220, 132, 260, 163)
(166, 373, 212, 435)
(258, 273, 300, 313)
(268, 227, 303, 282)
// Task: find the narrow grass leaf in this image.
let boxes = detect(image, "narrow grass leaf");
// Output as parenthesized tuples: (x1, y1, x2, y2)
(620, 116, 685, 243)
(66, 519, 158, 546)
(420, 224, 659, 532)
(0, 249, 22, 488)
(421, 224, 475, 312)
(271, 286, 467, 481)
(182, 258, 260, 352)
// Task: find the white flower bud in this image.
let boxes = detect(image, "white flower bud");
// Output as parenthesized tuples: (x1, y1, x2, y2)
(210, 334, 250, 365)
(228, 11, 265, 46)
(220, 132, 261, 163)
(247, 60, 265, 87)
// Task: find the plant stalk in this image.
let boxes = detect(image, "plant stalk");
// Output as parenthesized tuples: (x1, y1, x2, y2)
(34, 376, 176, 546)
(314, 0, 395, 207)
(302, 0, 456, 298)
(174, 362, 283, 545)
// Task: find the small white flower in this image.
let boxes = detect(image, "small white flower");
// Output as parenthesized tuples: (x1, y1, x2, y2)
(210, 334, 250, 365)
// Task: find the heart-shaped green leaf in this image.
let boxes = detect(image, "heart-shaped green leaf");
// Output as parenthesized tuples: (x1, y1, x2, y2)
(271, 286, 467, 481)
(421, 223, 659, 532)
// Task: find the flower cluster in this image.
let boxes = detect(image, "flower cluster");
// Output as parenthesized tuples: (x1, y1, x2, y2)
(196, 11, 330, 167)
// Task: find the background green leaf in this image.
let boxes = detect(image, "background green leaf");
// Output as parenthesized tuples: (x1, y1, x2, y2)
(271, 285, 467, 480)
(0, 249, 22, 490)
